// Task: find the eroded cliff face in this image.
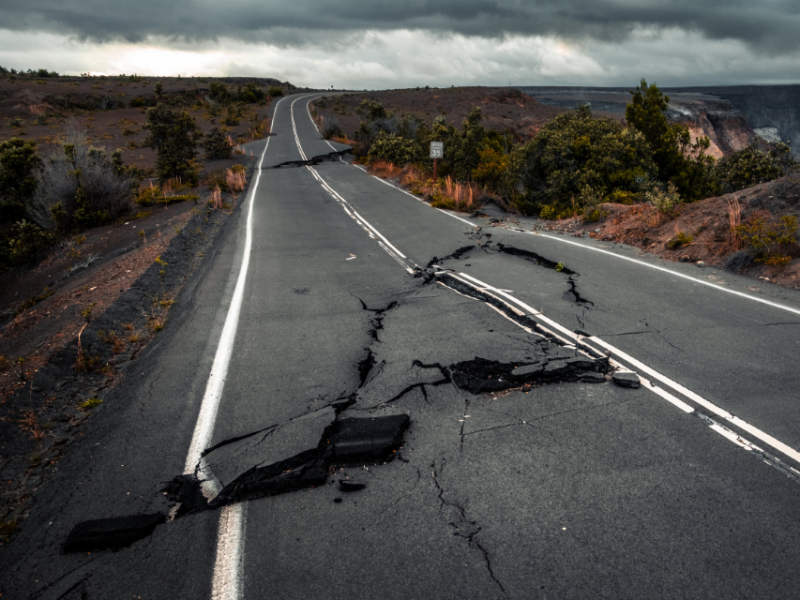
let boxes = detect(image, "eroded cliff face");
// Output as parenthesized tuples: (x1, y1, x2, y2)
(667, 97, 756, 159)
(703, 85, 800, 156)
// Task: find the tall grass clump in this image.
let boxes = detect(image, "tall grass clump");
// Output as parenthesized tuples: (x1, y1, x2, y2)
(225, 165, 247, 193)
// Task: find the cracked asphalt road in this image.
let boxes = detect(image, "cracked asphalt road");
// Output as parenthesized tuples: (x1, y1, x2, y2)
(4, 94, 800, 600)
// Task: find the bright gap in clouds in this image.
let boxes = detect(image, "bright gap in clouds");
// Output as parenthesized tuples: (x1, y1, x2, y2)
(0, 28, 797, 88)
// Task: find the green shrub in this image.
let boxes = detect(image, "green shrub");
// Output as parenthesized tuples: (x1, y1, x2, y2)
(714, 141, 796, 193)
(143, 103, 202, 184)
(609, 189, 638, 204)
(237, 82, 266, 103)
(736, 214, 798, 266)
(666, 231, 693, 249)
(332, 98, 348, 115)
(356, 99, 387, 120)
(223, 104, 243, 126)
(203, 127, 232, 160)
(521, 104, 656, 213)
(204, 170, 230, 193)
(429, 195, 456, 210)
(472, 144, 508, 191)
(0, 220, 56, 271)
(209, 82, 229, 104)
(322, 117, 343, 140)
(539, 205, 557, 220)
(130, 97, 148, 108)
(80, 398, 103, 409)
(646, 182, 682, 218)
(0, 138, 41, 224)
(626, 79, 719, 201)
(368, 132, 422, 165)
(268, 86, 284, 98)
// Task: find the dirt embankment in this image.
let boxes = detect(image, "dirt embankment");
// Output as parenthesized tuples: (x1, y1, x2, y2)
(538, 172, 800, 289)
(313, 87, 565, 142)
(0, 156, 257, 544)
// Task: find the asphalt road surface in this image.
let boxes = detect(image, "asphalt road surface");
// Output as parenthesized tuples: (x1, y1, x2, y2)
(4, 94, 800, 600)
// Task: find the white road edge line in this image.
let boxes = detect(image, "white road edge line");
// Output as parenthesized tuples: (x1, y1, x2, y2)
(184, 95, 287, 600)
(529, 232, 800, 317)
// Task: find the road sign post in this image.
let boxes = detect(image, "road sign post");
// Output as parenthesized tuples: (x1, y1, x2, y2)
(430, 141, 443, 181)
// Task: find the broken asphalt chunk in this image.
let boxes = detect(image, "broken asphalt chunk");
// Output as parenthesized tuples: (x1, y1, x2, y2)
(200, 407, 337, 491)
(339, 480, 367, 492)
(543, 360, 569, 376)
(612, 371, 641, 389)
(580, 372, 607, 383)
(511, 363, 545, 377)
(63, 513, 166, 553)
(210, 451, 329, 507)
(329, 414, 410, 466)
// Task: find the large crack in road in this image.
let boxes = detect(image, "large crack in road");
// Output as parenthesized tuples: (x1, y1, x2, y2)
(62, 247, 614, 565)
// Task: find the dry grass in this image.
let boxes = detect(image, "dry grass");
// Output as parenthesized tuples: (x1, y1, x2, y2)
(331, 134, 355, 145)
(28, 104, 48, 116)
(225, 168, 247, 194)
(21, 410, 45, 442)
(366, 160, 485, 213)
(368, 160, 404, 179)
(441, 176, 478, 208)
(210, 186, 223, 210)
(727, 194, 743, 250)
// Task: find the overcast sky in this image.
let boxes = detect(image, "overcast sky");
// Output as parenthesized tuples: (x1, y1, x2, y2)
(0, 1, 798, 88)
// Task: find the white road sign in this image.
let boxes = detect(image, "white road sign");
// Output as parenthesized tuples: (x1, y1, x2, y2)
(430, 141, 444, 159)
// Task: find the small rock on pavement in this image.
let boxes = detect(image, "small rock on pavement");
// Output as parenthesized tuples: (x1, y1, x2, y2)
(612, 371, 641, 389)
(696, 261, 705, 267)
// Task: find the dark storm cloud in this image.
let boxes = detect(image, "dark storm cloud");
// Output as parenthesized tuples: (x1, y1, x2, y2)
(2, 0, 799, 54)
